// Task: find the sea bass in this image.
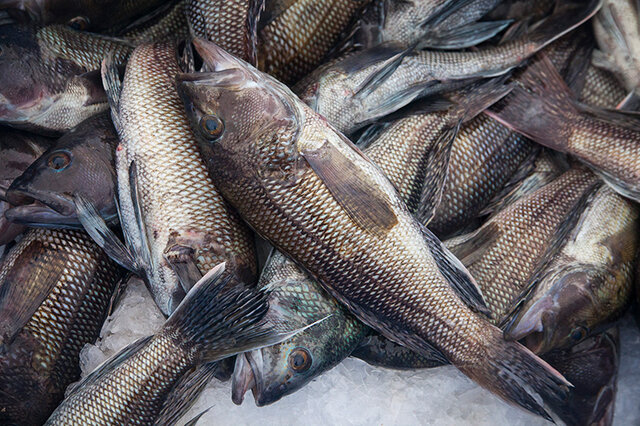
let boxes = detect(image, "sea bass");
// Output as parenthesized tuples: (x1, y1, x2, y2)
(296, 0, 600, 135)
(177, 39, 572, 421)
(0, 18, 132, 135)
(87, 41, 257, 316)
(0, 228, 123, 425)
(45, 263, 311, 425)
(487, 55, 640, 202)
(504, 185, 638, 354)
(6, 113, 118, 228)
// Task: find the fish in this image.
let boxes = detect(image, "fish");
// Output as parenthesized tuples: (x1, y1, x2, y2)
(0, 227, 123, 425)
(592, 0, 640, 97)
(359, 78, 514, 227)
(543, 328, 619, 426)
(445, 166, 601, 323)
(0, 127, 52, 244)
(5, 113, 118, 228)
(580, 63, 628, 108)
(351, 333, 447, 370)
(0, 18, 132, 135)
(295, 0, 601, 135)
(177, 39, 574, 421)
(1, 0, 170, 32)
(186, 0, 263, 64)
(347, 0, 507, 51)
(45, 263, 314, 425)
(231, 249, 369, 406)
(257, 0, 372, 84)
(503, 185, 638, 354)
(83, 41, 257, 316)
(487, 54, 640, 202)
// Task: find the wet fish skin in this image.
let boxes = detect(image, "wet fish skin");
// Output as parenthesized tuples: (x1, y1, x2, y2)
(580, 64, 627, 108)
(258, 0, 371, 84)
(232, 250, 368, 406)
(187, 0, 263, 64)
(102, 41, 257, 316)
(446, 166, 601, 323)
(178, 40, 573, 421)
(0, 228, 123, 426)
(593, 0, 640, 95)
(45, 264, 305, 425)
(2, 0, 170, 32)
(0, 127, 52, 244)
(487, 55, 640, 202)
(504, 185, 638, 354)
(5, 113, 118, 228)
(297, 0, 601, 135)
(543, 328, 619, 426)
(0, 20, 132, 135)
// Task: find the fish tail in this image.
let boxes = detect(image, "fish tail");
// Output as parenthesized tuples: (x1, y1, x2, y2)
(458, 328, 570, 421)
(524, 0, 601, 51)
(486, 55, 578, 153)
(164, 263, 319, 362)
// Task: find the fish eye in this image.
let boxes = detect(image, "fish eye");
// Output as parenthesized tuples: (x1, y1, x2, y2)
(199, 114, 224, 140)
(68, 16, 89, 31)
(569, 326, 588, 342)
(288, 347, 311, 373)
(47, 151, 71, 171)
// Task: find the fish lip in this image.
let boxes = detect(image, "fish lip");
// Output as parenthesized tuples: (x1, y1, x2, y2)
(231, 350, 264, 406)
(4, 189, 78, 226)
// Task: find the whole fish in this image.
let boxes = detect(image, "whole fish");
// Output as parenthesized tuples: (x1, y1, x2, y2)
(178, 40, 573, 421)
(296, 0, 600, 135)
(1, 0, 169, 32)
(543, 328, 619, 426)
(89, 41, 257, 316)
(0, 228, 123, 425)
(187, 0, 263, 64)
(0, 127, 52, 244)
(231, 250, 369, 406)
(446, 167, 601, 323)
(6, 113, 118, 228)
(487, 55, 640, 202)
(257, 0, 371, 84)
(593, 0, 640, 96)
(0, 19, 132, 135)
(348, 0, 505, 51)
(503, 185, 638, 353)
(45, 263, 310, 425)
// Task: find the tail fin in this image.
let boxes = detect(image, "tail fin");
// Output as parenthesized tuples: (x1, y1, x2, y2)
(524, 0, 601, 50)
(459, 328, 571, 421)
(486, 55, 578, 152)
(164, 263, 322, 362)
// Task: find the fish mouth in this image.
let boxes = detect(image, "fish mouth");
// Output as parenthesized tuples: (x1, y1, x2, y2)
(504, 307, 555, 354)
(231, 350, 264, 406)
(4, 188, 78, 227)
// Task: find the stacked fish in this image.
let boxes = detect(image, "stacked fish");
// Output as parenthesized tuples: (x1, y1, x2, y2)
(0, 0, 638, 424)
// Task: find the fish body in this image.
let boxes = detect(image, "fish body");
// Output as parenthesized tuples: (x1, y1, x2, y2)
(187, 0, 262, 63)
(0, 228, 122, 425)
(178, 40, 573, 420)
(297, 0, 601, 134)
(102, 41, 256, 315)
(488, 55, 640, 202)
(6, 113, 118, 228)
(45, 264, 307, 425)
(580, 64, 627, 108)
(232, 249, 368, 406)
(0, 20, 132, 135)
(504, 185, 638, 354)
(258, 0, 371, 84)
(593, 0, 640, 95)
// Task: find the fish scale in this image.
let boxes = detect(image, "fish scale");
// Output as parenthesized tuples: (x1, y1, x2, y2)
(0, 228, 122, 425)
(113, 42, 256, 315)
(580, 65, 627, 107)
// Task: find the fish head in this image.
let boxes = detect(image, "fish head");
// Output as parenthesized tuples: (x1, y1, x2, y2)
(507, 269, 602, 354)
(4, 115, 118, 227)
(177, 39, 302, 168)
